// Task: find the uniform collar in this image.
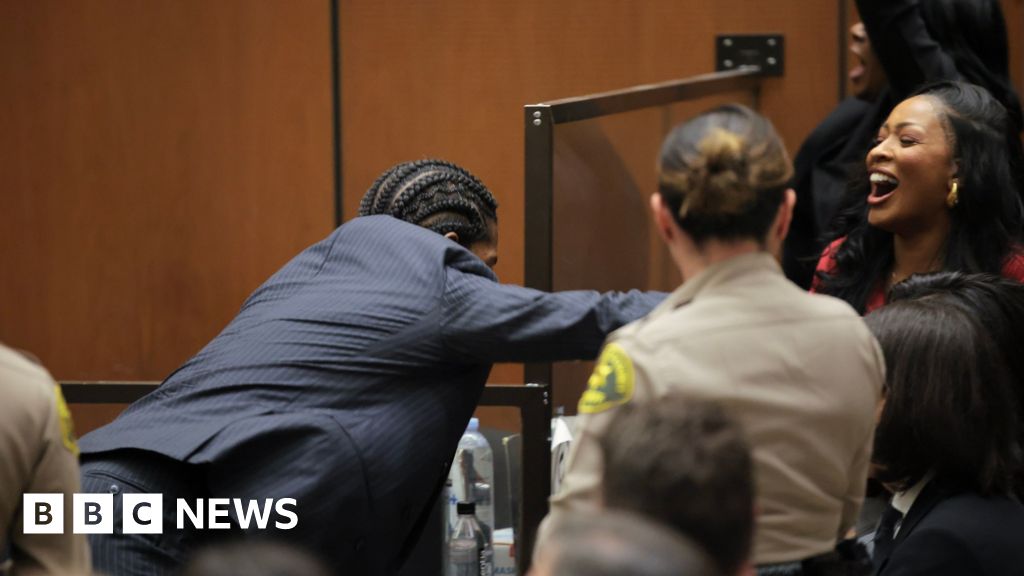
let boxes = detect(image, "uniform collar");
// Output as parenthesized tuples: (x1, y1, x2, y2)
(652, 252, 782, 315)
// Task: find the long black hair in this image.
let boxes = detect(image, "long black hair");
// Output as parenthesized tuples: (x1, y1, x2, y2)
(919, 0, 1023, 133)
(817, 81, 1024, 313)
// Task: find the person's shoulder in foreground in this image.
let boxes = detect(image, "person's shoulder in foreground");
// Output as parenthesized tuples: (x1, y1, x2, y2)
(0, 343, 90, 576)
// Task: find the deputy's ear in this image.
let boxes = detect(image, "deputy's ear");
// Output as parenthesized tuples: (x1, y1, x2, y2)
(444, 231, 460, 244)
(650, 193, 675, 242)
(773, 188, 796, 242)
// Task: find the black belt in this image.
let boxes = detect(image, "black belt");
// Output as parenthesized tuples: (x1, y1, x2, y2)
(757, 561, 806, 576)
(756, 539, 872, 576)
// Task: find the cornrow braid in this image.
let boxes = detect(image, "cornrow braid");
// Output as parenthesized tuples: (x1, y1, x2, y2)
(362, 161, 425, 216)
(359, 159, 498, 245)
(358, 164, 402, 216)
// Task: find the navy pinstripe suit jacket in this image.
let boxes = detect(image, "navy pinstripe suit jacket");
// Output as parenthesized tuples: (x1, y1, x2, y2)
(80, 215, 662, 572)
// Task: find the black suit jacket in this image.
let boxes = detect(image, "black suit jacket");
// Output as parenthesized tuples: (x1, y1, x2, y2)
(80, 215, 663, 574)
(784, 96, 876, 288)
(875, 482, 1024, 576)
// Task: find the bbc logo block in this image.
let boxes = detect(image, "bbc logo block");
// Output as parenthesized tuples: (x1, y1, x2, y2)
(123, 494, 163, 534)
(23, 494, 63, 534)
(72, 494, 114, 534)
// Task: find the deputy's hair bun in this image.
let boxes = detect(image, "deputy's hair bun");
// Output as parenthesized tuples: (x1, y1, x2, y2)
(658, 104, 792, 229)
(675, 128, 753, 219)
(700, 127, 745, 166)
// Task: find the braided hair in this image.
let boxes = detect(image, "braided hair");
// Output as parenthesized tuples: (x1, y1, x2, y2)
(359, 159, 498, 245)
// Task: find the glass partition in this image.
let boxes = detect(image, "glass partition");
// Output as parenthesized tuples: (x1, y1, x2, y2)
(546, 91, 759, 411)
(524, 69, 764, 403)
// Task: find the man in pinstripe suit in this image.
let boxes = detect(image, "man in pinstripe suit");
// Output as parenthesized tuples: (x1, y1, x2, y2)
(78, 160, 663, 575)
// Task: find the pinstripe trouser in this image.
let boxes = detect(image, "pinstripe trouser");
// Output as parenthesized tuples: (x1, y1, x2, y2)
(80, 413, 377, 575)
(80, 450, 208, 576)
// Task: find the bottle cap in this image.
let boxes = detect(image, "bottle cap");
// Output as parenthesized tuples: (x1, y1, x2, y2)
(457, 501, 476, 515)
(467, 417, 479, 432)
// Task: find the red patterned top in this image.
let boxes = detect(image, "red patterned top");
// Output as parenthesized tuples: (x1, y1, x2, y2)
(811, 238, 1024, 313)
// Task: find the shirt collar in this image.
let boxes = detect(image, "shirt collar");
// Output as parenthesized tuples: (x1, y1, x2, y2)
(891, 470, 936, 517)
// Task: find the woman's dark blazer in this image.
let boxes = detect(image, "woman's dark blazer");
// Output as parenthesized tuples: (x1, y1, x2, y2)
(875, 482, 1024, 575)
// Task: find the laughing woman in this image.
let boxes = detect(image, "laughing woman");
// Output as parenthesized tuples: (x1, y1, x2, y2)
(813, 81, 1024, 313)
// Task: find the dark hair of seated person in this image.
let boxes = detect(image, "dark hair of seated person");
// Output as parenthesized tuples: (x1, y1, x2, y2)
(658, 103, 792, 247)
(531, 509, 722, 576)
(865, 297, 1021, 495)
(887, 271, 1024, 494)
(599, 399, 753, 576)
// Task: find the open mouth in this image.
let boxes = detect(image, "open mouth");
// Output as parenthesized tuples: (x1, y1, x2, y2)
(868, 172, 899, 205)
(849, 47, 867, 82)
(849, 55, 865, 82)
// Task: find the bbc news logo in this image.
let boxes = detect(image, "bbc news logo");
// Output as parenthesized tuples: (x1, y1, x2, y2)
(23, 494, 298, 534)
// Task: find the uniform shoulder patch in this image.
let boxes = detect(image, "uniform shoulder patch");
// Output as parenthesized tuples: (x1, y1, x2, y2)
(578, 343, 635, 414)
(54, 385, 79, 456)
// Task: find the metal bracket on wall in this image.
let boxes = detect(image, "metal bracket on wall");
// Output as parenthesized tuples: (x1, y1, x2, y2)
(715, 34, 784, 76)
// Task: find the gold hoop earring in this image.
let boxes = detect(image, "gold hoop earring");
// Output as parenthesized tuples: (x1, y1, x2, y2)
(946, 181, 959, 208)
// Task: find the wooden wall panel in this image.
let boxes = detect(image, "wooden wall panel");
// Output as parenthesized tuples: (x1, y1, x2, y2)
(341, 0, 840, 409)
(0, 1, 335, 387)
(1002, 0, 1024, 95)
(70, 404, 126, 437)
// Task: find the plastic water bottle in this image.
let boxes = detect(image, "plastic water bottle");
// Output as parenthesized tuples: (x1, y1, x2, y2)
(442, 478, 453, 569)
(447, 501, 493, 576)
(449, 418, 494, 538)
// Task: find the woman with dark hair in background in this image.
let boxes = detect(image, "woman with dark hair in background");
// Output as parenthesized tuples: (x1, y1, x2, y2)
(865, 297, 1024, 575)
(813, 81, 1024, 313)
(784, 0, 1023, 288)
(887, 271, 1024, 493)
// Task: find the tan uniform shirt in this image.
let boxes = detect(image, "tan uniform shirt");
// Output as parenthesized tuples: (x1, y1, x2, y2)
(545, 254, 884, 565)
(0, 344, 90, 575)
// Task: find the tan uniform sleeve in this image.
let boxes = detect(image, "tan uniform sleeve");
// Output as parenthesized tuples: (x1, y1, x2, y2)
(839, 336, 885, 538)
(538, 341, 649, 543)
(839, 429, 871, 538)
(9, 384, 91, 576)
